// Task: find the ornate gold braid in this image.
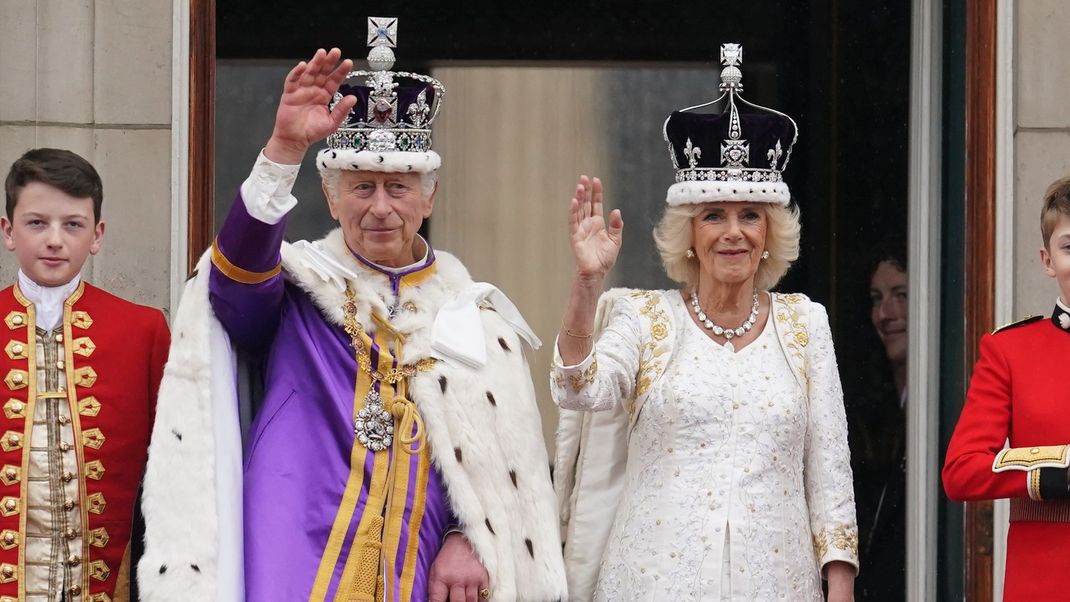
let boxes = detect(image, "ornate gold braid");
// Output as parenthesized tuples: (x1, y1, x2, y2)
(343, 289, 436, 382)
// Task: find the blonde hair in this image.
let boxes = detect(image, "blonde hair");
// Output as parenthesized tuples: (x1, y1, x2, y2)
(653, 202, 801, 290)
(1041, 174, 1070, 250)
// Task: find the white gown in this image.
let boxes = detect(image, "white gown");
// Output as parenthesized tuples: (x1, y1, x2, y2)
(552, 291, 858, 601)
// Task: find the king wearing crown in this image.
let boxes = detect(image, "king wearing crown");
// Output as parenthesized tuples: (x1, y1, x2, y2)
(136, 19, 566, 602)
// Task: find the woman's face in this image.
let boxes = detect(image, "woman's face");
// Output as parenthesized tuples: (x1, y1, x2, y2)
(869, 260, 908, 367)
(691, 202, 767, 287)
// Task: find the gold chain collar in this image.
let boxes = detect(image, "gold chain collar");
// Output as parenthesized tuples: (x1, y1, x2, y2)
(342, 288, 437, 383)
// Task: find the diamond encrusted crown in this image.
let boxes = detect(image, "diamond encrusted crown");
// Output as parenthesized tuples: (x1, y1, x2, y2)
(662, 43, 799, 206)
(325, 17, 445, 155)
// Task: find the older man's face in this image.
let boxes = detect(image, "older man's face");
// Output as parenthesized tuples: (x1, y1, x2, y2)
(324, 170, 434, 267)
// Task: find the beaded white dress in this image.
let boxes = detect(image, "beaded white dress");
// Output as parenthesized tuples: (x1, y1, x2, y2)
(552, 291, 857, 601)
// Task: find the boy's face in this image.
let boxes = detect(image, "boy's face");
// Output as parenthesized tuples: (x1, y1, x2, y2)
(0, 182, 104, 287)
(1042, 213, 1070, 304)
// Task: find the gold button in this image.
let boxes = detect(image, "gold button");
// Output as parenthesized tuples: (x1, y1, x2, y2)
(63, 500, 75, 511)
(55, 334, 63, 343)
(4, 500, 15, 511)
(1031, 447, 1041, 454)
(10, 345, 21, 355)
(62, 471, 74, 482)
(56, 360, 64, 370)
(2, 532, 13, 545)
(68, 584, 81, 595)
(59, 442, 71, 452)
(67, 553, 80, 566)
(57, 415, 70, 425)
(11, 316, 21, 326)
(57, 385, 65, 393)
(3, 469, 15, 481)
(9, 402, 21, 413)
(6, 435, 17, 446)
(64, 528, 76, 539)
(1, 566, 11, 578)
(10, 374, 21, 385)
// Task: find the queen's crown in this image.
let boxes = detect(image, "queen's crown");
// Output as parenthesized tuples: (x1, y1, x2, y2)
(663, 43, 798, 189)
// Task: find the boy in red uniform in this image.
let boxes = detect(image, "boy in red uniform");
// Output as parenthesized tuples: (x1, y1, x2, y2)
(944, 174, 1070, 601)
(0, 148, 169, 601)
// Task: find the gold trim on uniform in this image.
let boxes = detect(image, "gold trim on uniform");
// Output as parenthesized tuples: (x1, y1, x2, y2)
(1, 399, 23, 420)
(73, 366, 97, 388)
(70, 311, 92, 330)
(0, 530, 17, 550)
(3, 370, 26, 391)
(82, 428, 105, 450)
(3, 341, 25, 361)
(211, 239, 283, 284)
(993, 444, 1070, 471)
(78, 396, 101, 417)
(84, 460, 105, 480)
(0, 497, 17, 517)
(86, 492, 105, 515)
(0, 563, 15, 583)
(1028, 468, 1044, 501)
(71, 336, 95, 357)
(2, 312, 26, 330)
(88, 559, 109, 581)
(0, 465, 18, 486)
(87, 593, 112, 602)
(87, 528, 109, 548)
(0, 432, 21, 452)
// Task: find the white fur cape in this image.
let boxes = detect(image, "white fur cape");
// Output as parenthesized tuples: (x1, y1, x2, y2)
(138, 230, 567, 601)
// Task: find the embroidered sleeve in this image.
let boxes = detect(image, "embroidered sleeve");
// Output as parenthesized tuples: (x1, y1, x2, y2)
(550, 296, 643, 413)
(802, 302, 859, 572)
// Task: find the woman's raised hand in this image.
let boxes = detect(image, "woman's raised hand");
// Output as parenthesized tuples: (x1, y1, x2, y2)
(569, 176, 624, 280)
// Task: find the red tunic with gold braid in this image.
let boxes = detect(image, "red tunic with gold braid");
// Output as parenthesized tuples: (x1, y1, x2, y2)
(0, 282, 168, 602)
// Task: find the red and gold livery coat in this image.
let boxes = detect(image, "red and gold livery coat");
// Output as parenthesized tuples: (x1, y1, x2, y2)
(0, 282, 168, 602)
(944, 316, 1070, 600)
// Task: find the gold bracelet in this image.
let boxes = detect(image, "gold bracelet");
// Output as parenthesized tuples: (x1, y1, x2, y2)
(563, 326, 593, 339)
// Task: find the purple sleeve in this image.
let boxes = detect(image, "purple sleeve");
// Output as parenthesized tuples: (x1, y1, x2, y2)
(209, 192, 288, 350)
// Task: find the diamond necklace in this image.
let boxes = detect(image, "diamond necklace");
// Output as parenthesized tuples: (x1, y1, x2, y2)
(689, 289, 759, 339)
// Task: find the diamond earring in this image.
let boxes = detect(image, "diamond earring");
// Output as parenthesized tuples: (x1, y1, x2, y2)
(761, 251, 770, 260)
(686, 249, 696, 259)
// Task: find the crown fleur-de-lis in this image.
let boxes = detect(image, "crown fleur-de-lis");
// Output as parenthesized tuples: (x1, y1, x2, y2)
(407, 89, 431, 127)
(768, 139, 783, 169)
(683, 138, 702, 168)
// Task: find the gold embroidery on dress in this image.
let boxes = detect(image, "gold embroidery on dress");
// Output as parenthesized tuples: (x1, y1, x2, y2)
(813, 523, 859, 561)
(775, 294, 810, 388)
(567, 359, 598, 393)
(631, 291, 671, 397)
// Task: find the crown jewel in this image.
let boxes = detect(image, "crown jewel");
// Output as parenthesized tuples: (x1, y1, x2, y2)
(325, 17, 445, 156)
(662, 43, 799, 206)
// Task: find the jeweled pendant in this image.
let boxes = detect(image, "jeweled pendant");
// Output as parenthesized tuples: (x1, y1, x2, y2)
(354, 388, 394, 451)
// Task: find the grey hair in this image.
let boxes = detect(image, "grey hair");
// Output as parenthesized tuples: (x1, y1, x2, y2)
(653, 202, 801, 290)
(318, 168, 439, 199)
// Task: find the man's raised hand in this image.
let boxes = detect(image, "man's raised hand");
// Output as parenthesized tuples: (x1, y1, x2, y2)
(264, 48, 357, 165)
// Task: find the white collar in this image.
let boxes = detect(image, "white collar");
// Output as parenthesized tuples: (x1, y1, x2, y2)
(1057, 296, 1070, 313)
(17, 270, 81, 331)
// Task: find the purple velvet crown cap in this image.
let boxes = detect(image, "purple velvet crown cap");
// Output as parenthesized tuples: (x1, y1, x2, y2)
(338, 81, 437, 129)
(664, 108, 797, 174)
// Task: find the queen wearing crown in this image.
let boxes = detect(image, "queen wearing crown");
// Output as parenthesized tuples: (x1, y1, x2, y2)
(137, 19, 566, 602)
(552, 44, 859, 601)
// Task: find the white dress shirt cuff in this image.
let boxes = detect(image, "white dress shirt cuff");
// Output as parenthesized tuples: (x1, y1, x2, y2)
(239, 151, 301, 225)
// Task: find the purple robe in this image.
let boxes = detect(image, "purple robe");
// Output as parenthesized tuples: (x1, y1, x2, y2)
(209, 196, 452, 601)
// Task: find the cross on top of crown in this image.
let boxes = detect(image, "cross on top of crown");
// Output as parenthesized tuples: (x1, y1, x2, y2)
(720, 43, 742, 67)
(367, 17, 398, 48)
